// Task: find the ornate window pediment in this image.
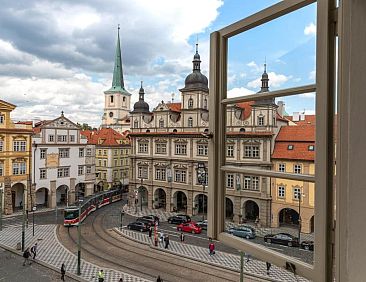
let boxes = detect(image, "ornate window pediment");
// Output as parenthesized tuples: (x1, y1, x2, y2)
(12, 135, 27, 140)
(173, 164, 187, 169)
(196, 139, 209, 144)
(243, 139, 261, 144)
(226, 139, 235, 144)
(174, 138, 188, 144)
(154, 162, 169, 167)
(137, 161, 149, 167)
(155, 138, 167, 143)
(137, 138, 149, 143)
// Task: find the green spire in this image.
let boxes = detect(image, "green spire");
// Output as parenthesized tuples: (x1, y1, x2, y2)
(105, 25, 131, 95)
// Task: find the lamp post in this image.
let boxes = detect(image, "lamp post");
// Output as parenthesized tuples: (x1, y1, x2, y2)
(77, 199, 83, 275)
(196, 162, 207, 221)
(140, 178, 143, 212)
(298, 190, 305, 246)
(120, 210, 124, 230)
(22, 186, 26, 251)
(0, 184, 3, 231)
(32, 206, 36, 236)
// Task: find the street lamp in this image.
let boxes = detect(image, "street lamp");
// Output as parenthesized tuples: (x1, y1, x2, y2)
(0, 183, 3, 231)
(77, 199, 83, 275)
(196, 162, 207, 221)
(32, 206, 36, 236)
(120, 210, 125, 230)
(298, 189, 305, 246)
(140, 178, 143, 212)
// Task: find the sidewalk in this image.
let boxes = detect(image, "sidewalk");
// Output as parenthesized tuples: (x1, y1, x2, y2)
(0, 224, 151, 282)
(3, 205, 66, 219)
(123, 206, 314, 241)
(115, 227, 309, 282)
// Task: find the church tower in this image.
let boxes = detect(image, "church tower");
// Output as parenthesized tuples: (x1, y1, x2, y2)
(101, 26, 131, 132)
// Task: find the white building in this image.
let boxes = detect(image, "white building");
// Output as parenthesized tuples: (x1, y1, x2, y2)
(32, 112, 96, 207)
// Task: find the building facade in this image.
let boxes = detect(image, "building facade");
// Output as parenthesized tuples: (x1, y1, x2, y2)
(271, 124, 315, 233)
(81, 128, 130, 191)
(32, 113, 96, 208)
(129, 46, 287, 226)
(101, 27, 132, 133)
(0, 100, 33, 215)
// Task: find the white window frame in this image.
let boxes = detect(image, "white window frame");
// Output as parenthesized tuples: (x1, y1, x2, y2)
(78, 165, 84, 176)
(294, 164, 302, 174)
(174, 169, 186, 183)
(86, 166, 91, 174)
(197, 144, 208, 156)
(226, 174, 234, 189)
(278, 163, 286, 172)
(138, 166, 148, 179)
(13, 162, 26, 175)
(138, 142, 149, 153)
(155, 143, 167, 154)
(70, 135, 75, 142)
(57, 135, 67, 142)
(227, 144, 234, 157)
(258, 115, 264, 126)
(188, 98, 194, 108)
(59, 148, 70, 158)
(48, 135, 54, 142)
(0, 163, 3, 176)
(13, 140, 26, 152)
(175, 144, 187, 155)
(187, 117, 193, 127)
(244, 145, 260, 158)
(155, 167, 166, 181)
(278, 186, 285, 198)
(159, 119, 164, 128)
(40, 168, 47, 179)
(0, 140, 3, 151)
(293, 187, 301, 200)
(40, 148, 47, 159)
(79, 148, 84, 157)
(0, 115, 4, 124)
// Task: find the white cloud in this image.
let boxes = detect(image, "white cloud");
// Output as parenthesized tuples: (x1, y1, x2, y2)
(299, 92, 316, 99)
(246, 61, 262, 73)
(304, 22, 316, 36)
(309, 70, 316, 80)
(247, 72, 292, 89)
(227, 87, 254, 98)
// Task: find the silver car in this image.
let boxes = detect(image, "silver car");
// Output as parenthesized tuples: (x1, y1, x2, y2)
(227, 226, 256, 239)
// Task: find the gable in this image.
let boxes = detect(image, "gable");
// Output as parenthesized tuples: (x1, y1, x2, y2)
(0, 100, 16, 112)
(42, 116, 80, 129)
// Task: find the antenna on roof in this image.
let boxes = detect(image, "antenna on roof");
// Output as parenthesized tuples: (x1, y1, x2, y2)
(171, 93, 175, 103)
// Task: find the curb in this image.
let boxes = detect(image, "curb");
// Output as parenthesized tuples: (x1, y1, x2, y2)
(0, 243, 86, 282)
(113, 228, 278, 282)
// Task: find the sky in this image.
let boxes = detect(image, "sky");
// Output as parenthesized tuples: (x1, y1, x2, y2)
(0, 0, 316, 127)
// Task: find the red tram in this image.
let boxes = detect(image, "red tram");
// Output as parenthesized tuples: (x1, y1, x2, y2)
(64, 189, 123, 226)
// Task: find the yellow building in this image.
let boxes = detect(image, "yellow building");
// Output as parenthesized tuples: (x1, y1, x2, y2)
(0, 100, 33, 215)
(271, 124, 315, 233)
(81, 128, 130, 191)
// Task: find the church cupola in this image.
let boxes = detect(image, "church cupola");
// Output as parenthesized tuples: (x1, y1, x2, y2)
(132, 81, 150, 113)
(260, 63, 269, 92)
(180, 43, 209, 93)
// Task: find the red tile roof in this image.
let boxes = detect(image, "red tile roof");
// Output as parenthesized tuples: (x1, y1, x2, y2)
(235, 101, 254, 120)
(16, 121, 33, 125)
(80, 128, 130, 146)
(167, 103, 181, 112)
(272, 142, 315, 161)
(272, 125, 315, 161)
(276, 125, 315, 142)
(285, 115, 316, 125)
(276, 113, 289, 122)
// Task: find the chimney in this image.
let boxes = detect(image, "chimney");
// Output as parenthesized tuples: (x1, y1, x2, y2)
(277, 101, 285, 116)
(293, 112, 300, 122)
(300, 111, 306, 121)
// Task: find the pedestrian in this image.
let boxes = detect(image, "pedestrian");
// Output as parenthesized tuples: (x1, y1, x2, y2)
(266, 262, 271, 275)
(31, 242, 38, 259)
(156, 275, 163, 282)
(23, 247, 31, 266)
(119, 278, 123, 282)
(97, 269, 105, 282)
(208, 238, 215, 256)
(246, 253, 251, 263)
(148, 226, 152, 238)
(160, 232, 164, 245)
(164, 235, 170, 249)
(61, 263, 66, 281)
(180, 232, 185, 243)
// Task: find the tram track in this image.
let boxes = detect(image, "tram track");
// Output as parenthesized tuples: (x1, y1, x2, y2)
(62, 205, 239, 282)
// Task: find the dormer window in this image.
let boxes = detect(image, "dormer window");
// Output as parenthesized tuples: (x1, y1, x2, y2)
(288, 145, 294, 150)
(308, 145, 315, 151)
(188, 98, 193, 109)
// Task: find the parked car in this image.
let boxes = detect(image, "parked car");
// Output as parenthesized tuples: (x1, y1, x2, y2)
(301, 240, 314, 251)
(127, 221, 149, 232)
(264, 233, 299, 247)
(142, 215, 160, 224)
(196, 219, 208, 230)
(136, 217, 154, 226)
(167, 214, 191, 224)
(227, 226, 256, 239)
(177, 222, 202, 234)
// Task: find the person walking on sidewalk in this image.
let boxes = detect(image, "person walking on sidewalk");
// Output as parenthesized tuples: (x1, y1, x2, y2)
(156, 275, 163, 282)
(180, 232, 185, 243)
(98, 269, 105, 282)
(31, 242, 38, 259)
(148, 226, 152, 238)
(164, 235, 170, 249)
(61, 263, 66, 281)
(160, 232, 164, 245)
(266, 262, 271, 275)
(22, 247, 31, 266)
(208, 238, 215, 256)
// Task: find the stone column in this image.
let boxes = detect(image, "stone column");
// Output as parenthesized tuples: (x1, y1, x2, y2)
(233, 196, 241, 224)
(69, 178, 76, 203)
(147, 185, 153, 209)
(187, 190, 193, 215)
(165, 187, 171, 212)
(4, 177, 12, 215)
(84, 182, 93, 197)
(49, 180, 56, 208)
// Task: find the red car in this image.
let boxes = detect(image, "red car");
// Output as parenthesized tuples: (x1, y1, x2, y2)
(177, 222, 202, 234)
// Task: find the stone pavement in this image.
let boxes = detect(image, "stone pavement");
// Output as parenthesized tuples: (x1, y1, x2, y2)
(123, 205, 314, 241)
(3, 205, 66, 219)
(0, 224, 151, 282)
(116, 228, 309, 282)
